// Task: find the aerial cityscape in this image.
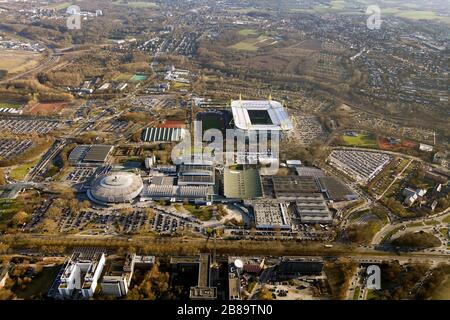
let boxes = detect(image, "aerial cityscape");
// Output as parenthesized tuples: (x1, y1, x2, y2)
(0, 0, 448, 305)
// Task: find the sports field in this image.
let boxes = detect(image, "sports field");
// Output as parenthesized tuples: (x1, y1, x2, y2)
(341, 132, 378, 148)
(131, 74, 148, 82)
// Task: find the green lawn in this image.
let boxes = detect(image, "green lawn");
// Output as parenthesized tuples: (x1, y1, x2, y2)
(366, 289, 378, 300)
(229, 35, 272, 52)
(113, 73, 132, 82)
(10, 158, 40, 181)
(0, 101, 23, 109)
(46, 2, 71, 10)
(112, 1, 158, 8)
(353, 286, 360, 300)
(0, 200, 19, 222)
(407, 222, 424, 228)
(184, 205, 213, 221)
(341, 133, 378, 148)
(238, 29, 258, 36)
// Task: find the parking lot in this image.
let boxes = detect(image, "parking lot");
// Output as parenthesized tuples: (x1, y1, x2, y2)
(0, 139, 33, 160)
(0, 118, 59, 134)
(52, 207, 204, 236)
(65, 167, 96, 183)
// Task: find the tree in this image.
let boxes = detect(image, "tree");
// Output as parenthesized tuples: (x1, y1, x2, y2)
(39, 218, 58, 233)
(256, 286, 273, 300)
(0, 169, 6, 185)
(392, 231, 441, 250)
(11, 211, 30, 226)
(143, 208, 155, 220)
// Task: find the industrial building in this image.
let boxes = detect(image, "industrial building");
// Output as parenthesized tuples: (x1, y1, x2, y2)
(69, 144, 114, 165)
(141, 164, 216, 203)
(277, 257, 324, 276)
(223, 167, 263, 199)
(88, 171, 144, 204)
(294, 194, 333, 224)
(177, 163, 215, 186)
(252, 201, 291, 230)
(141, 127, 186, 142)
(101, 254, 155, 297)
(58, 251, 106, 299)
(170, 254, 217, 300)
(262, 175, 320, 200)
(317, 177, 358, 201)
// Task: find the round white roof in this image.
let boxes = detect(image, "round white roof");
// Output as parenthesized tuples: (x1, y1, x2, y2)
(89, 172, 144, 204)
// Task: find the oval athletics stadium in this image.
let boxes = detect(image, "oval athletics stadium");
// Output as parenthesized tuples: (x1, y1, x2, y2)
(87, 172, 144, 205)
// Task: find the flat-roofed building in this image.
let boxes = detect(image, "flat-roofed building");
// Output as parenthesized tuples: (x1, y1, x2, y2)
(83, 145, 114, 163)
(101, 254, 154, 297)
(141, 127, 186, 142)
(294, 194, 333, 224)
(317, 177, 358, 201)
(277, 257, 324, 275)
(141, 185, 214, 204)
(171, 254, 217, 300)
(252, 201, 291, 230)
(58, 251, 106, 299)
(178, 163, 215, 186)
(295, 166, 325, 178)
(262, 175, 320, 200)
(69, 145, 113, 165)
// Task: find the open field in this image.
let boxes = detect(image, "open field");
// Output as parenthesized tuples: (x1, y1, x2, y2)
(24, 102, 68, 115)
(432, 276, 450, 300)
(44, 2, 71, 10)
(341, 132, 378, 148)
(0, 101, 23, 109)
(112, 1, 158, 8)
(288, 2, 450, 24)
(238, 29, 258, 36)
(10, 158, 40, 181)
(113, 73, 133, 82)
(0, 50, 42, 74)
(229, 35, 274, 52)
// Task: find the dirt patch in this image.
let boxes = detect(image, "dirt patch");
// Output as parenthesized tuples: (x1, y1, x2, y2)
(24, 102, 68, 115)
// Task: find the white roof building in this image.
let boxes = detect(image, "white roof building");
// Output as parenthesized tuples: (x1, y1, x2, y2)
(231, 99, 293, 132)
(58, 252, 105, 299)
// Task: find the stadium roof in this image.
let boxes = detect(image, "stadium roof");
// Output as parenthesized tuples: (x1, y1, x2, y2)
(231, 99, 293, 131)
